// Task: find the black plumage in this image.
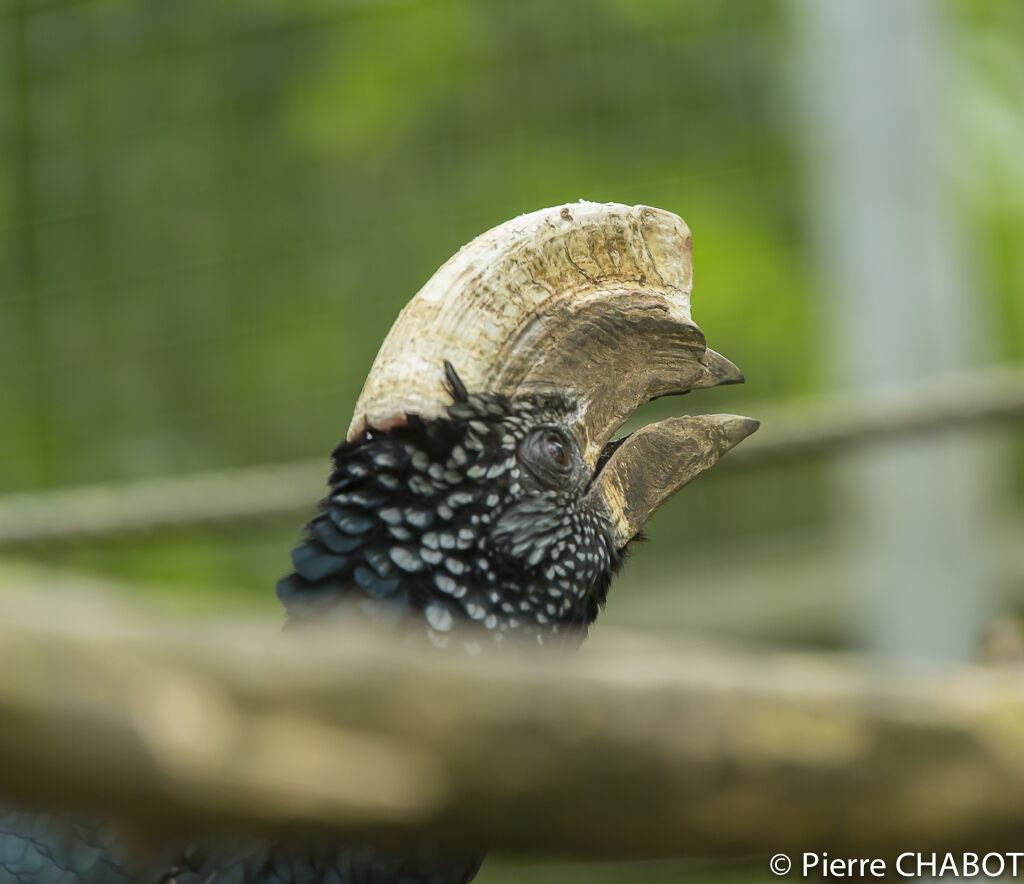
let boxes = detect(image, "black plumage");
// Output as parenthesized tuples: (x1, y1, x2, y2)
(277, 363, 625, 651)
(0, 809, 130, 883)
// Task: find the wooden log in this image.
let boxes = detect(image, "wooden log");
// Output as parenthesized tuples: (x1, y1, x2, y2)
(1, 594, 1023, 859)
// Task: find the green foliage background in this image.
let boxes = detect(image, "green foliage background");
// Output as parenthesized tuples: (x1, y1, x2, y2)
(1, 1, 1023, 875)
(2, 0, 1023, 603)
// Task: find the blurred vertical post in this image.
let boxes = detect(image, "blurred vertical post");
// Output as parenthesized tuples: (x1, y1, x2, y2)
(792, 0, 994, 662)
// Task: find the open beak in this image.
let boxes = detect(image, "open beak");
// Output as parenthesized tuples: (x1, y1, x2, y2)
(588, 413, 759, 548)
(346, 202, 757, 540)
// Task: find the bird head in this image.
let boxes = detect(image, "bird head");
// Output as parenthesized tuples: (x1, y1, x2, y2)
(278, 202, 758, 648)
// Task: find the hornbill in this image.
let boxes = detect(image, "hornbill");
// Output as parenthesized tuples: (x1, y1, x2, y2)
(0, 203, 757, 883)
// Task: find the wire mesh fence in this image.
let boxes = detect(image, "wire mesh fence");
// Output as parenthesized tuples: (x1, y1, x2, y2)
(2, 4, 1024, 879)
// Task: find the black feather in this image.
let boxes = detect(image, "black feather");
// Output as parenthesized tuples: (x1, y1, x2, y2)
(442, 361, 469, 403)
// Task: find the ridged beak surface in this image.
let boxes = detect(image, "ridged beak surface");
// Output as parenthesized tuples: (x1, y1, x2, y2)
(588, 414, 760, 548)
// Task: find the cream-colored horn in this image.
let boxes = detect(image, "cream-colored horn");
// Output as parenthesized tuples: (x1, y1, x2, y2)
(347, 202, 741, 465)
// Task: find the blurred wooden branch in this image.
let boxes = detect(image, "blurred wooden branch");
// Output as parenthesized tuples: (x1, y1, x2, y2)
(729, 362, 1024, 467)
(614, 519, 1024, 644)
(0, 459, 327, 547)
(1, 364, 1022, 548)
(2, 596, 1024, 858)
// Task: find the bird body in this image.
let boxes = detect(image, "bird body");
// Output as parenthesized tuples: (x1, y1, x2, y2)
(0, 809, 481, 883)
(0, 810, 130, 883)
(0, 203, 756, 884)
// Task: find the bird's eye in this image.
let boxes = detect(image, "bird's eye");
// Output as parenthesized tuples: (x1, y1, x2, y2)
(518, 427, 575, 485)
(544, 433, 568, 467)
